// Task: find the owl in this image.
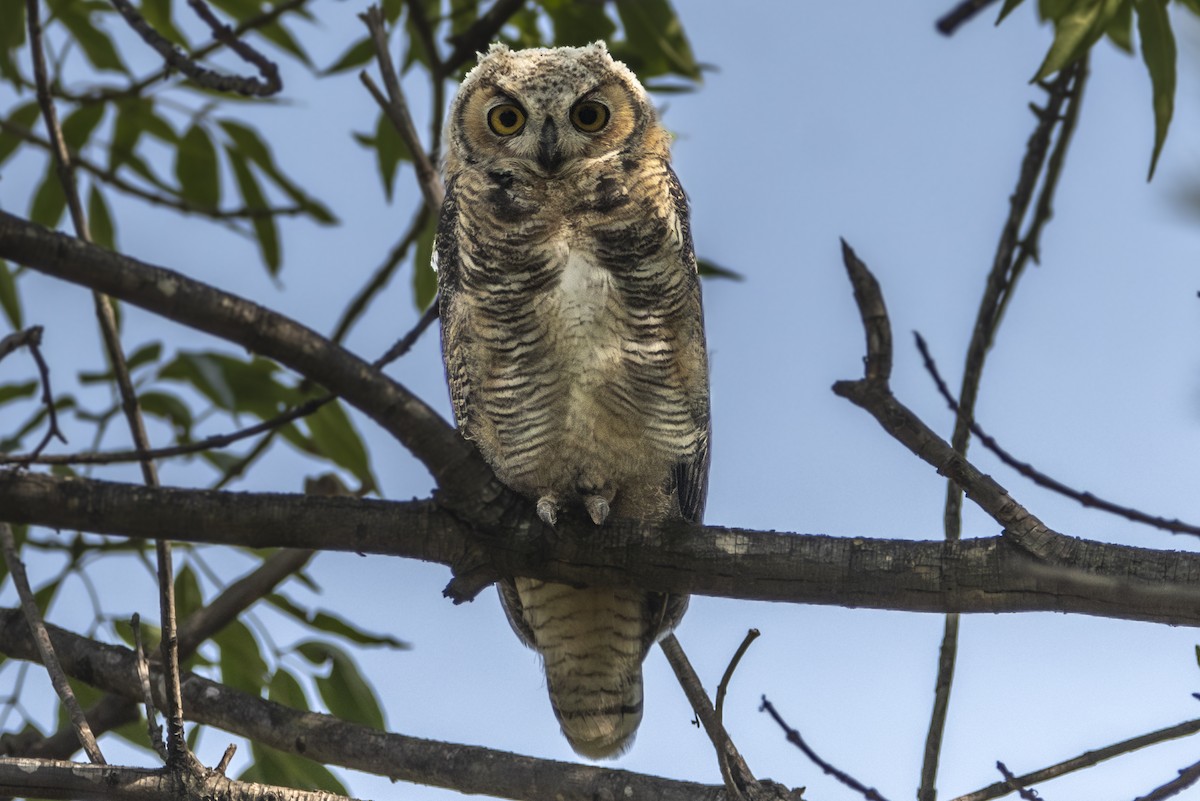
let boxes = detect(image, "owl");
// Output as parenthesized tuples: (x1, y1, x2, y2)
(435, 41, 710, 758)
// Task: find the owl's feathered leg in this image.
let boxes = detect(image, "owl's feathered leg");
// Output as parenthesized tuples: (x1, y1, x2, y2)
(536, 494, 560, 526)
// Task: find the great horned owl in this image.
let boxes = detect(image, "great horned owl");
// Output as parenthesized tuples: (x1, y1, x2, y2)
(435, 41, 710, 758)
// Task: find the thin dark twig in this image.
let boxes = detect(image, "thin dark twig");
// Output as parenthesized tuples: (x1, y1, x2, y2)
(360, 5, 445, 212)
(375, 302, 439, 368)
(840, 239, 892, 384)
(215, 743, 237, 775)
(108, 0, 281, 96)
(660, 635, 768, 801)
(715, 628, 759, 725)
(441, 0, 526, 76)
(0, 522, 105, 764)
(403, 0, 444, 74)
(132, 613, 167, 760)
(916, 331, 1200, 538)
(950, 717, 1200, 801)
(1133, 758, 1200, 801)
(760, 696, 891, 801)
(996, 762, 1041, 800)
(936, 0, 1003, 35)
(29, 0, 190, 766)
(0, 326, 67, 459)
(331, 205, 430, 345)
(920, 59, 1087, 801)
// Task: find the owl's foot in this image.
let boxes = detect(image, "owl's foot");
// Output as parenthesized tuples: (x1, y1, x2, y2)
(584, 495, 610, 525)
(536, 495, 559, 526)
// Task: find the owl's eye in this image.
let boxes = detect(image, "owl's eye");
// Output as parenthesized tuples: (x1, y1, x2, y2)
(487, 104, 526, 136)
(570, 101, 609, 133)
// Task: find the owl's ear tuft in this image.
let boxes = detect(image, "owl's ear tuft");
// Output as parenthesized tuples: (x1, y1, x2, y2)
(482, 42, 511, 61)
(586, 41, 610, 54)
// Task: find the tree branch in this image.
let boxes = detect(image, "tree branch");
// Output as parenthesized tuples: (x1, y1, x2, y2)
(6, 470, 1200, 625)
(0, 756, 363, 801)
(0, 613, 729, 801)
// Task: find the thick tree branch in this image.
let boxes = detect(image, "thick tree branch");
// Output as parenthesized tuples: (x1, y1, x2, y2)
(0, 612, 728, 801)
(5, 470, 1200, 625)
(0, 210, 509, 522)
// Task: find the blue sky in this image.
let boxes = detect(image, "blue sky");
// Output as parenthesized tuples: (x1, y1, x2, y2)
(5, 2, 1200, 799)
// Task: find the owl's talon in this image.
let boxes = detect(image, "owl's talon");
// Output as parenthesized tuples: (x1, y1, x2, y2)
(536, 496, 559, 526)
(585, 496, 610, 525)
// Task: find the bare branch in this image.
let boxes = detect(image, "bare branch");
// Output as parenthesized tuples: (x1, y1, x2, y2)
(935, 0, 1002, 35)
(0, 756, 364, 801)
(0, 523, 105, 764)
(131, 613, 167, 760)
(1132, 759, 1200, 801)
(950, 716, 1200, 801)
(9, 471, 1200, 625)
(359, 6, 445, 212)
(760, 696, 891, 801)
(108, 0, 281, 96)
(0, 326, 66, 459)
(715, 628, 759, 725)
(0, 613, 729, 801)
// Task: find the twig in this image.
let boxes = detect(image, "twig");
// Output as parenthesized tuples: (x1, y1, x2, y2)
(131, 613, 167, 760)
(760, 696, 890, 801)
(0, 523, 105, 764)
(403, 0, 444, 74)
(0, 117, 303, 220)
(0, 326, 66, 459)
(330, 206, 430, 345)
(27, 0, 190, 766)
(919, 60, 1087, 801)
(214, 743, 237, 775)
(715, 628, 759, 725)
(375, 301, 440, 368)
(916, 332, 1200, 538)
(659, 634, 771, 801)
(440, 0, 526, 76)
(359, 5, 445, 212)
(950, 717, 1200, 801)
(66, 0, 309, 104)
(1132, 758, 1200, 801)
(936, 0, 1003, 35)
(996, 762, 1041, 800)
(108, 0, 281, 96)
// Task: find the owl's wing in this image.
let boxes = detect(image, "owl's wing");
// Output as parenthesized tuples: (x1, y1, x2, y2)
(434, 180, 474, 435)
(665, 165, 711, 527)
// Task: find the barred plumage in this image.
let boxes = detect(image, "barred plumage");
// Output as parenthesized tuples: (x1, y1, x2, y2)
(436, 41, 709, 758)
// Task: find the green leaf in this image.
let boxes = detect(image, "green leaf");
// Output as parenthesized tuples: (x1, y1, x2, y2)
(0, 102, 40, 168)
(412, 211, 438, 310)
(268, 666, 309, 709)
(61, 103, 106, 152)
(613, 0, 699, 80)
(139, 390, 194, 437)
(240, 742, 347, 794)
(140, 0, 190, 47)
(1105, 0, 1134, 52)
(1135, 0, 1175, 180)
(0, 0, 26, 53)
(221, 120, 337, 225)
(697, 257, 744, 282)
(87, 185, 116, 249)
(448, 0, 478, 36)
(997, 0, 1029, 23)
(324, 35, 375, 75)
(296, 641, 385, 730)
(176, 124, 221, 210)
(1033, 0, 1124, 81)
(542, 0, 616, 45)
(159, 350, 292, 417)
(214, 620, 268, 695)
(110, 97, 151, 170)
(52, 1, 128, 73)
(30, 164, 66, 228)
(0, 381, 38, 405)
(226, 149, 282, 274)
(0, 260, 22, 329)
(304, 399, 377, 492)
(174, 564, 204, 621)
(267, 595, 410, 649)
(371, 110, 412, 201)
(258, 18, 313, 67)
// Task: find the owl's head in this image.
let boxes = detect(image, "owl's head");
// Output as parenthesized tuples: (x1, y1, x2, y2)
(444, 42, 665, 175)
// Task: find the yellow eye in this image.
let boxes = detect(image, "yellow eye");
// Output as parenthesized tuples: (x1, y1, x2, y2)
(487, 103, 526, 136)
(570, 101, 609, 133)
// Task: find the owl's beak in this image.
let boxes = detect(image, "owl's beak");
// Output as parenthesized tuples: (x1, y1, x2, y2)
(537, 116, 563, 173)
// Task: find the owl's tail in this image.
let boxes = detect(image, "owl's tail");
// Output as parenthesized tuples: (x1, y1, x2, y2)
(504, 580, 651, 759)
